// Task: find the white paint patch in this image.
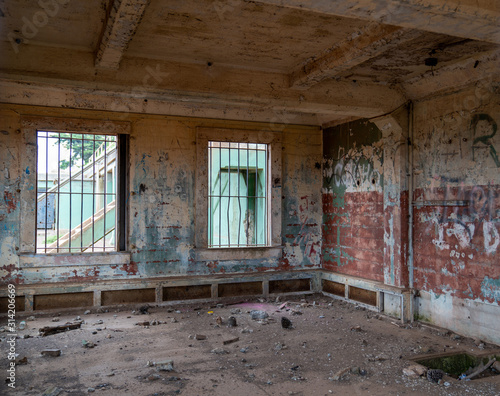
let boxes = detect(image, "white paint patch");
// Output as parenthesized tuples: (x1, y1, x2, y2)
(483, 221, 500, 254)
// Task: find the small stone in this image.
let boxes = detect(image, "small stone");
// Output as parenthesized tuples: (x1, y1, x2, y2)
(240, 348, 248, 353)
(84, 310, 91, 315)
(147, 374, 162, 381)
(74, 316, 82, 321)
(250, 310, 269, 320)
(351, 326, 362, 332)
(403, 367, 420, 378)
(42, 386, 63, 396)
(350, 367, 360, 375)
(230, 308, 242, 315)
(217, 303, 224, 308)
(195, 334, 207, 340)
(92, 331, 97, 335)
(155, 359, 174, 372)
(211, 348, 229, 354)
(171, 317, 178, 323)
(16, 356, 28, 365)
(281, 317, 292, 329)
(18, 321, 26, 330)
(216, 316, 223, 326)
(223, 337, 239, 345)
(478, 343, 485, 350)
(82, 340, 95, 348)
(406, 364, 427, 377)
(27, 316, 36, 321)
(241, 327, 253, 334)
(139, 305, 149, 314)
(329, 367, 350, 381)
(444, 381, 451, 387)
(94, 320, 103, 325)
(227, 316, 237, 327)
(492, 361, 500, 372)
(51, 318, 60, 322)
(41, 349, 61, 357)
(274, 342, 287, 351)
(87, 388, 95, 393)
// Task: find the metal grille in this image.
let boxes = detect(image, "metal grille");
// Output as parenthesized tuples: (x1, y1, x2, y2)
(208, 141, 269, 248)
(36, 131, 117, 254)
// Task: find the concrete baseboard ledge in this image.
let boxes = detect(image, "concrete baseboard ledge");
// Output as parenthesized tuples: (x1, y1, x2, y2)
(18, 251, 131, 268)
(194, 246, 283, 261)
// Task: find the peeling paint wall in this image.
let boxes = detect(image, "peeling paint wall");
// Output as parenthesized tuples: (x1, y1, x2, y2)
(0, 110, 21, 283)
(413, 84, 500, 343)
(322, 119, 385, 281)
(0, 105, 322, 285)
(281, 129, 323, 269)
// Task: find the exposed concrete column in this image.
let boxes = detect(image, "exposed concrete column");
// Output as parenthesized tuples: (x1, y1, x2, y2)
(373, 113, 409, 288)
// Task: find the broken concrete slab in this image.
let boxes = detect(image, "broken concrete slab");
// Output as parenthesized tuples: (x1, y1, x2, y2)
(39, 322, 82, 337)
(41, 349, 62, 357)
(223, 337, 239, 345)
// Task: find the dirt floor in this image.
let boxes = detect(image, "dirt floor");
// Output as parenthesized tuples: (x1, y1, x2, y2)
(1, 293, 499, 396)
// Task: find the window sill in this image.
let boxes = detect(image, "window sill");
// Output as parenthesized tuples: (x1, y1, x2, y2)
(194, 246, 283, 262)
(18, 251, 131, 268)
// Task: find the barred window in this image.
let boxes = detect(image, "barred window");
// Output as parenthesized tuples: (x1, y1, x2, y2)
(208, 141, 269, 248)
(36, 132, 118, 253)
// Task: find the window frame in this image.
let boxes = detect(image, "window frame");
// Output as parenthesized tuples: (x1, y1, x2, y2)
(195, 128, 282, 261)
(19, 116, 130, 266)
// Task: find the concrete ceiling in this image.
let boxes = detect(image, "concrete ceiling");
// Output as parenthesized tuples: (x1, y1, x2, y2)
(0, 0, 499, 126)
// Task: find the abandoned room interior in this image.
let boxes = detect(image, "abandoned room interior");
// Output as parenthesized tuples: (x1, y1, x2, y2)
(0, 0, 499, 394)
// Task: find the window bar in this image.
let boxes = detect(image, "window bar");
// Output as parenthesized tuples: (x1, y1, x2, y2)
(265, 146, 268, 245)
(44, 133, 48, 253)
(103, 138, 107, 252)
(208, 144, 211, 247)
(92, 135, 96, 252)
(69, 135, 73, 253)
(246, 144, 249, 246)
(237, 143, 241, 247)
(57, 133, 61, 252)
(227, 143, 231, 247)
(81, 136, 84, 252)
(255, 144, 258, 246)
(219, 144, 222, 248)
(264, 145, 271, 245)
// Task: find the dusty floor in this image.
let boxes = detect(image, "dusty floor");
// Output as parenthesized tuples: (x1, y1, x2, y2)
(1, 294, 499, 396)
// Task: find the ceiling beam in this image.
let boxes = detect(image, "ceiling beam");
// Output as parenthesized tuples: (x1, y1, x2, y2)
(290, 24, 421, 89)
(249, 0, 500, 44)
(95, 0, 150, 70)
(402, 49, 500, 100)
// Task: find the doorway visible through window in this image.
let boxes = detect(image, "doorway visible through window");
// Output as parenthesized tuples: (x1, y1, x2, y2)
(208, 141, 269, 248)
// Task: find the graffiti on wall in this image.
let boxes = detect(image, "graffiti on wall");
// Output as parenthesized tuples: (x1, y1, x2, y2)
(285, 195, 320, 265)
(471, 114, 500, 167)
(420, 178, 499, 256)
(418, 114, 500, 257)
(323, 145, 383, 193)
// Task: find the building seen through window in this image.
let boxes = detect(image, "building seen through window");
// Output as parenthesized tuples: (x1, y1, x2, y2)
(36, 132, 117, 253)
